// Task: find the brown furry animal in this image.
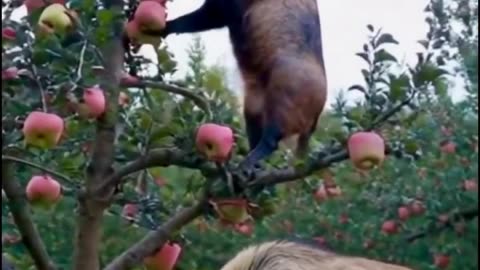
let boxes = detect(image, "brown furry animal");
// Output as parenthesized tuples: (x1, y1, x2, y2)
(220, 240, 414, 270)
(159, 0, 327, 175)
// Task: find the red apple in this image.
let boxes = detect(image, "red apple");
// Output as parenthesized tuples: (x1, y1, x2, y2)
(2, 27, 16, 41)
(440, 141, 456, 154)
(434, 254, 450, 269)
(82, 87, 106, 118)
(144, 242, 182, 270)
(26, 175, 62, 208)
(347, 131, 385, 170)
(381, 220, 398, 235)
(134, 1, 167, 31)
(211, 199, 250, 224)
(23, 111, 64, 149)
(410, 201, 426, 216)
(397, 206, 411, 221)
(313, 185, 328, 202)
(195, 123, 234, 162)
(122, 204, 138, 221)
(234, 222, 254, 236)
(2, 67, 19, 81)
(463, 179, 478, 191)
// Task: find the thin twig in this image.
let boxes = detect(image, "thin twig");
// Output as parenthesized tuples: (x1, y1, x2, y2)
(1, 155, 77, 186)
(120, 80, 212, 120)
(76, 41, 88, 82)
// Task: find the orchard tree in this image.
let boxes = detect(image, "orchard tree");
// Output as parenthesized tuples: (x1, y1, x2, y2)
(1, 0, 477, 270)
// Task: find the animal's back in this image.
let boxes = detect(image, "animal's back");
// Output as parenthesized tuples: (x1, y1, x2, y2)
(220, 240, 414, 270)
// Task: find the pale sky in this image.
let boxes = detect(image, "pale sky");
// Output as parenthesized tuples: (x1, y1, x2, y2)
(9, 0, 467, 107)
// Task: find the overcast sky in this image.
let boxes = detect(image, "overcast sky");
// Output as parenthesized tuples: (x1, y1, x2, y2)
(10, 0, 467, 107)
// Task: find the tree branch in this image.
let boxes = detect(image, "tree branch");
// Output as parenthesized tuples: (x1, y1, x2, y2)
(97, 148, 215, 194)
(1, 155, 78, 187)
(103, 200, 206, 270)
(405, 207, 479, 243)
(2, 161, 56, 270)
(120, 80, 212, 119)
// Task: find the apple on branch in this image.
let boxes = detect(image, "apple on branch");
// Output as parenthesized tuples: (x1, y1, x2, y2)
(2, 27, 16, 42)
(37, 3, 75, 35)
(78, 87, 106, 119)
(381, 220, 398, 235)
(134, 1, 167, 31)
(195, 123, 234, 162)
(347, 131, 386, 171)
(211, 198, 251, 225)
(144, 242, 182, 270)
(26, 175, 62, 209)
(23, 111, 64, 149)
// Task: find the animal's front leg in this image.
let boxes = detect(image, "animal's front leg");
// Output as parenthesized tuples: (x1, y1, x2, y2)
(163, 0, 227, 36)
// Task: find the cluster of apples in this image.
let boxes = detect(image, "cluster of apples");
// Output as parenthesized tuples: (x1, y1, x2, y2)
(381, 200, 426, 235)
(125, 0, 168, 47)
(347, 131, 386, 171)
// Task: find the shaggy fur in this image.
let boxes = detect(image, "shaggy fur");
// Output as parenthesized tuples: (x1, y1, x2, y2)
(220, 240, 414, 270)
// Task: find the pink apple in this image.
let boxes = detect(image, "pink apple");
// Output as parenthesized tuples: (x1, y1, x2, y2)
(234, 222, 254, 236)
(381, 220, 398, 235)
(122, 204, 138, 220)
(82, 87, 106, 118)
(26, 175, 62, 208)
(195, 123, 234, 162)
(144, 242, 182, 270)
(134, 1, 167, 31)
(2, 67, 19, 81)
(440, 141, 456, 154)
(347, 131, 385, 170)
(23, 111, 64, 149)
(211, 198, 250, 224)
(313, 185, 328, 202)
(409, 201, 426, 216)
(397, 206, 410, 221)
(463, 179, 478, 191)
(2, 27, 16, 41)
(154, 177, 167, 187)
(434, 254, 450, 269)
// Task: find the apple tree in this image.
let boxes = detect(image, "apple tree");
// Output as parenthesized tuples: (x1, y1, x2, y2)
(1, 0, 477, 269)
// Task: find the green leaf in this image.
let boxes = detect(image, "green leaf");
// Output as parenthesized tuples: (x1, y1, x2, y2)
(413, 63, 449, 87)
(373, 49, 397, 64)
(348, 84, 367, 94)
(418, 40, 429, 49)
(355, 52, 371, 65)
(433, 78, 448, 97)
(374, 33, 399, 48)
(389, 73, 410, 101)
